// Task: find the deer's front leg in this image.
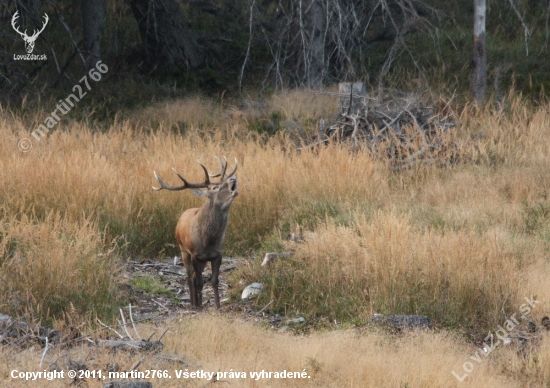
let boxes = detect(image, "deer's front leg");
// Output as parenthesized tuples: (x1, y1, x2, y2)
(211, 255, 222, 308)
(182, 252, 196, 307)
(188, 273, 197, 306)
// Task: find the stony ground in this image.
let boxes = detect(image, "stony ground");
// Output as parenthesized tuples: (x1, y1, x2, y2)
(124, 256, 246, 316)
(122, 256, 310, 333)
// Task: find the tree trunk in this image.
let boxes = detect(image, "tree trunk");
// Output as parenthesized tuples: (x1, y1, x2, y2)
(82, 0, 106, 70)
(338, 82, 366, 115)
(303, 0, 324, 88)
(472, 0, 487, 103)
(130, 0, 203, 73)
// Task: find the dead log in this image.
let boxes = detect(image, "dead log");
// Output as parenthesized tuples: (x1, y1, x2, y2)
(97, 339, 164, 352)
(156, 354, 198, 366)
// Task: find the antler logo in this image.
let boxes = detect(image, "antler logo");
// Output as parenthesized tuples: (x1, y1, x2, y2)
(11, 11, 49, 54)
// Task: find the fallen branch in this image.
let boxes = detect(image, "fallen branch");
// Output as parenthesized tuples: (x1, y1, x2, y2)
(97, 318, 124, 339)
(97, 339, 164, 352)
(156, 354, 199, 367)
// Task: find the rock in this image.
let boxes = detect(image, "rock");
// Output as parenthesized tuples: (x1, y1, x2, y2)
(278, 325, 289, 333)
(261, 252, 293, 267)
(242, 283, 263, 300)
(287, 317, 305, 324)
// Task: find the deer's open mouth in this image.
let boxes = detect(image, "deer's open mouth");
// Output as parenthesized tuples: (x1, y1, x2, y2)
(230, 178, 238, 195)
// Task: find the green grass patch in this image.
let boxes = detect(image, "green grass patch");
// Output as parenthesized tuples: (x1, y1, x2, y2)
(131, 275, 172, 296)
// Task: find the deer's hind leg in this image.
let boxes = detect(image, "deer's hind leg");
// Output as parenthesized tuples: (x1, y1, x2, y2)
(193, 260, 206, 307)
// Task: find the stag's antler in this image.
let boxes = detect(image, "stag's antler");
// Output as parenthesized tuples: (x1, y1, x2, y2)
(211, 156, 238, 181)
(153, 161, 212, 191)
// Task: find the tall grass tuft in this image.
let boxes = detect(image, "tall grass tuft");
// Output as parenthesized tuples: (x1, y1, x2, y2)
(248, 212, 531, 332)
(0, 209, 120, 324)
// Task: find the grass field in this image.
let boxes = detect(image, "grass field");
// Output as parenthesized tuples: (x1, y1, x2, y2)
(1, 90, 550, 386)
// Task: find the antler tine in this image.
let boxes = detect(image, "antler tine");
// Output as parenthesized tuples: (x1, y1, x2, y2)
(214, 156, 227, 182)
(222, 156, 228, 177)
(152, 170, 187, 191)
(208, 156, 225, 178)
(171, 167, 185, 182)
(211, 157, 237, 182)
(196, 161, 212, 185)
(225, 158, 238, 179)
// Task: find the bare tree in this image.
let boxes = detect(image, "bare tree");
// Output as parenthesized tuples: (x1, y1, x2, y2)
(130, 0, 203, 72)
(247, 0, 440, 90)
(82, 0, 106, 70)
(472, 0, 487, 103)
(301, 0, 325, 88)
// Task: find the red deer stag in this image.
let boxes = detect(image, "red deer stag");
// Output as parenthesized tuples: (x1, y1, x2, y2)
(153, 157, 238, 308)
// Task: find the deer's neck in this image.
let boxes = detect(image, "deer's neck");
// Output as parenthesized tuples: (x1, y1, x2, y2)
(195, 200, 229, 247)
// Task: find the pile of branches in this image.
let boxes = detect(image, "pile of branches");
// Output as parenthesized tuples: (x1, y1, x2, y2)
(315, 91, 459, 170)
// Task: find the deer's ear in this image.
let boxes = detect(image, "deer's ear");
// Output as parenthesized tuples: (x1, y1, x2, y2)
(190, 189, 208, 197)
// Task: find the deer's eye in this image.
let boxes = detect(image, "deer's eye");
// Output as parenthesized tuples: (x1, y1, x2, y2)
(211, 185, 219, 191)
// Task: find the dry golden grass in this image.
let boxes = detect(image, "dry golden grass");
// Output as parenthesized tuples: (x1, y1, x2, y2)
(2, 314, 548, 387)
(0, 210, 119, 323)
(1, 90, 550, 385)
(252, 212, 540, 329)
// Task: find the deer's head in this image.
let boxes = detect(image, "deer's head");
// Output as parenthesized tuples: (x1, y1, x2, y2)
(153, 157, 238, 210)
(11, 11, 49, 54)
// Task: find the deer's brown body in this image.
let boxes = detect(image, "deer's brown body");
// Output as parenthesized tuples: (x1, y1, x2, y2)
(153, 157, 238, 308)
